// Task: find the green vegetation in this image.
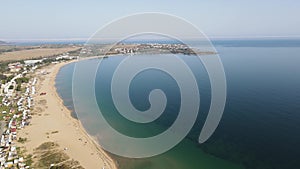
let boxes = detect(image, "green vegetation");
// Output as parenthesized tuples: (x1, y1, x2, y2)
(18, 137, 28, 144)
(16, 145, 33, 166)
(16, 84, 21, 91)
(33, 142, 83, 169)
(6, 75, 14, 82)
(0, 74, 7, 81)
(13, 77, 29, 91)
(51, 131, 59, 134)
(0, 105, 16, 120)
(38, 152, 69, 167)
(0, 62, 9, 72)
(0, 45, 39, 55)
(25, 154, 33, 166)
(68, 48, 82, 55)
(35, 142, 67, 167)
(50, 160, 84, 169)
(35, 142, 59, 151)
(16, 77, 29, 84)
(8, 85, 14, 90)
(0, 105, 10, 112)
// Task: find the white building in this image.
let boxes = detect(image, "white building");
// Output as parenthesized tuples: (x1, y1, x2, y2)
(24, 59, 43, 66)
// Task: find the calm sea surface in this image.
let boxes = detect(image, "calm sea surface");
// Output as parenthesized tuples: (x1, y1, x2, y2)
(56, 40, 300, 169)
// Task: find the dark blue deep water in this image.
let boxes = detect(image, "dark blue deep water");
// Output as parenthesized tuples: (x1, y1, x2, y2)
(56, 40, 300, 169)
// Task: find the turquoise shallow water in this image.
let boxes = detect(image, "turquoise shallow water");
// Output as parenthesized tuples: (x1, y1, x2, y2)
(56, 40, 300, 169)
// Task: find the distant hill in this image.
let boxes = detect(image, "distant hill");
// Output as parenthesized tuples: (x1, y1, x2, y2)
(0, 40, 10, 45)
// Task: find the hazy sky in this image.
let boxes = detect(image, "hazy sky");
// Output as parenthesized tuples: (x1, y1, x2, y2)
(1, 0, 300, 40)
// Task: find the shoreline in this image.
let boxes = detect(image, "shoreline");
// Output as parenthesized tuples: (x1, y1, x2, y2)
(52, 61, 118, 169)
(17, 60, 118, 169)
(53, 61, 119, 169)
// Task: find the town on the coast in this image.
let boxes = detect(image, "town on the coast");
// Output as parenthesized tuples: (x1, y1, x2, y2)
(0, 53, 75, 168)
(0, 41, 215, 169)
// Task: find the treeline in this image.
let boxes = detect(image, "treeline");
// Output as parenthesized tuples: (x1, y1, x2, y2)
(15, 77, 29, 84)
(15, 77, 30, 91)
(0, 62, 8, 72)
(0, 46, 39, 55)
(0, 75, 29, 91)
(68, 48, 82, 55)
(0, 75, 29, 83)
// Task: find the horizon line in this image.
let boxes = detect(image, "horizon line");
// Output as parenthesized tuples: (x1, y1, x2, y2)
(2, 35, 300, 43)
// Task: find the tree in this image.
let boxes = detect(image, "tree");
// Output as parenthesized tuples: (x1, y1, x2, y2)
(9, 85, 14, 89)
(16, 77, 29, 84)
(16, 84, 21, 91)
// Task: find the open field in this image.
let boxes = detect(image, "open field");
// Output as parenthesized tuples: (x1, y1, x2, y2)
(0, 47, 81, 62)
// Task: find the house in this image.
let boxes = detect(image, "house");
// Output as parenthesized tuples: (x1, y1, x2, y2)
(24, 59, 43, 66)
(31, 86, 35, 95)
(55, 54, 76, 60)
(11, 128, 16, 135)
(4, 161, 13, 168)
(8, 62, 23, 73)
(32, 77, 37, 85)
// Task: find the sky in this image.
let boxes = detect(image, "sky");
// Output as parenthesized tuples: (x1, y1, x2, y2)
(1, 0, 300, 41)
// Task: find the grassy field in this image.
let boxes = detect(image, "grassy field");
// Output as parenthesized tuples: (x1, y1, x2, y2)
(32, 142, 84, 169)
(0, 47, 80, 62)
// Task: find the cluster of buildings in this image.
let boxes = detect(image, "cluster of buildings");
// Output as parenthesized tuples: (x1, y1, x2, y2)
(55, 53, 77, 61)
(0, 52, 78, 168)
(80, 48, 92, 55)
(7, 61, 39, 74)
(147, 43, 188, 50)
(23, 60, 42, 67)
(0, 117, 30, 168)
(7, 53, 75, 74)
(0, 72, 37, 168)
(7, 63, 23, 73)
(1, 72, 26, 97)
(109, 43, 192, 55)
(113, 47, 135, 54)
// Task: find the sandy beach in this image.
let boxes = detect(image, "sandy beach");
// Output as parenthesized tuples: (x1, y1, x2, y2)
(16, 61, 117, 169)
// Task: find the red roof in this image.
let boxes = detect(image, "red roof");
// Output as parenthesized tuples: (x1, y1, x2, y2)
(11, 128, 17, 132)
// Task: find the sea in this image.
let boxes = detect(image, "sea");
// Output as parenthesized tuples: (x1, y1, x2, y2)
(55, 39, 300, 169)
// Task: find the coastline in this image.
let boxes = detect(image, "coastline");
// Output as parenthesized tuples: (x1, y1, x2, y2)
(17, 60, 117, 169)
